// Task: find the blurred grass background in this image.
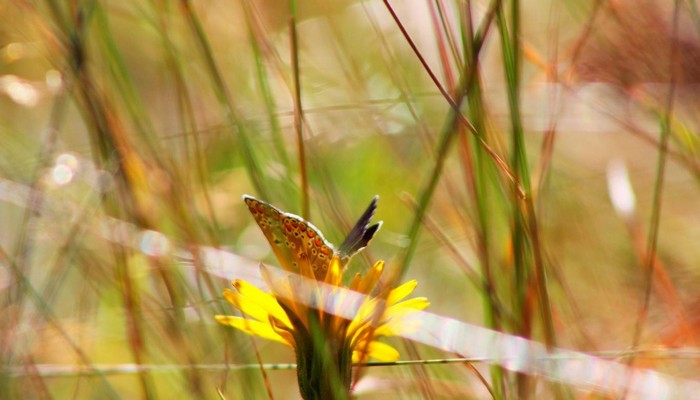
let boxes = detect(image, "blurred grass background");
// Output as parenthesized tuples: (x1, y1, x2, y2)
(2, 0, 700, 398)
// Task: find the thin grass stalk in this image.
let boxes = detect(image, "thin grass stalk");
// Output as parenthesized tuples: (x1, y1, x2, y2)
(387, 14, 522, 349)
(624, 0, 681, 387)
(40, 2, 161, 397)
(361, 3, 437, 156)
(383, 2, 511, 182)
(179, 0, 269, 200)
(9, 60, 66, 309)
(380, 0, 523, 279)
(5, 0, 85, 320)
(115, 251, 158, 399)
(496, 1, 559, 397)
(21, 355, 52, 399)
(152, 0, 223, 245)
(380, 0, 479, 278)
(71, 45, 156, 400)
(460, 2, 507, 397)
(91, 5, 161, 159)
(152, 262, 208, 397)
(395, 96, 464, 278)
(241, 1, 292, 174)
(401, 341, 437, 399)
(433, 0, 464, 73)
(565, 0, 602, 76)
(533, 4, 562, 197)
(0, 246, 121, 399)
(425, 0, 488, 266)
(622, 213, 696, 345)
(177, 3, 281, 396)
(426, 0, 457, 86)
(145, 2, 227, 322)
(147, 8, 276, 391)
(496, 0, 526, 318)
(400, 194, 482, 287)
(289, 0, 309, 220)
(70, 86, 155, 398)
(146, 6, 229, 345)
(62, 2, 230, 396)
(91, 8, 208, 365)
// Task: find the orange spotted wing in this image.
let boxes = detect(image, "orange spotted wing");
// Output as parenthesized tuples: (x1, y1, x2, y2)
(243, 195, 335, 279)
(243, 195, 381, 280)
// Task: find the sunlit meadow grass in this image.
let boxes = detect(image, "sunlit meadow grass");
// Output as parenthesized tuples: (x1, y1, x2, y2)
(2, 0, 700, 399)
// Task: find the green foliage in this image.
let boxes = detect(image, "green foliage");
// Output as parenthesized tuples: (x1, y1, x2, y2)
(2, 0, 700, 398)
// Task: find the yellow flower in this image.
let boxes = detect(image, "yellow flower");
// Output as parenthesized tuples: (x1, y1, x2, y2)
(215, 256, 429, 399)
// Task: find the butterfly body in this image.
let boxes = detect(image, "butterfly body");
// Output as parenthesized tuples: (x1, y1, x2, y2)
(243, 195, 381, 280)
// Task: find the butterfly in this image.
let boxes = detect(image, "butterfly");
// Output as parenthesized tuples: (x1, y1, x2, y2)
(243, 195, 382, 280)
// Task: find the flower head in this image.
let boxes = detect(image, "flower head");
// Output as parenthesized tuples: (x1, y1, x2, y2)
(217, 196, 429, 399)
(218, 256, 426, 351)
(216, 256, 428, 398)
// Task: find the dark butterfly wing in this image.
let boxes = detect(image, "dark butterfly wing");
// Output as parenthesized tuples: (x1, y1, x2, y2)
(337, 195, 382, 263)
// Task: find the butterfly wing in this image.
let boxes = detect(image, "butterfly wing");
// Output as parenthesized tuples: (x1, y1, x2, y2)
(243, 195, 296, 271)
(243, 195, 335, 279)
(278, 214, 335, 280)
(337, 195, 382, 264)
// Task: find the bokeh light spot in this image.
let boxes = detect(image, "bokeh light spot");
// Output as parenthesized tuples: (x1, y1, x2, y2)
(1, 75, 39, 107)
(51, 153, 79, 186)
(45, 69, 63, 91)
(139, 230, 171, 257)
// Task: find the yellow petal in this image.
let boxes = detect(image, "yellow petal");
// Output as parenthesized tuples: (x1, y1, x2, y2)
(268, 315, 296, 346)
(324, 256, 342, 286)
(375, 318, 422, 337)
(347, 298, 382, 336)
(386, 280, 418, 305)
(377, 298, 429, 329)
(387, 297, 430, 316)
(367, 341, 400, 362)
(223, 289, 271, 324)
(352, 340, 399, 362)
(215, 315, 292, 346)
(357, 260, 384, 294)
(233, 280, 292, 328)
(350, 279, 421, 331)
(374, 299, 429, 336)
(348, 297, 428, 340)
(348, 273, 362, 291)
